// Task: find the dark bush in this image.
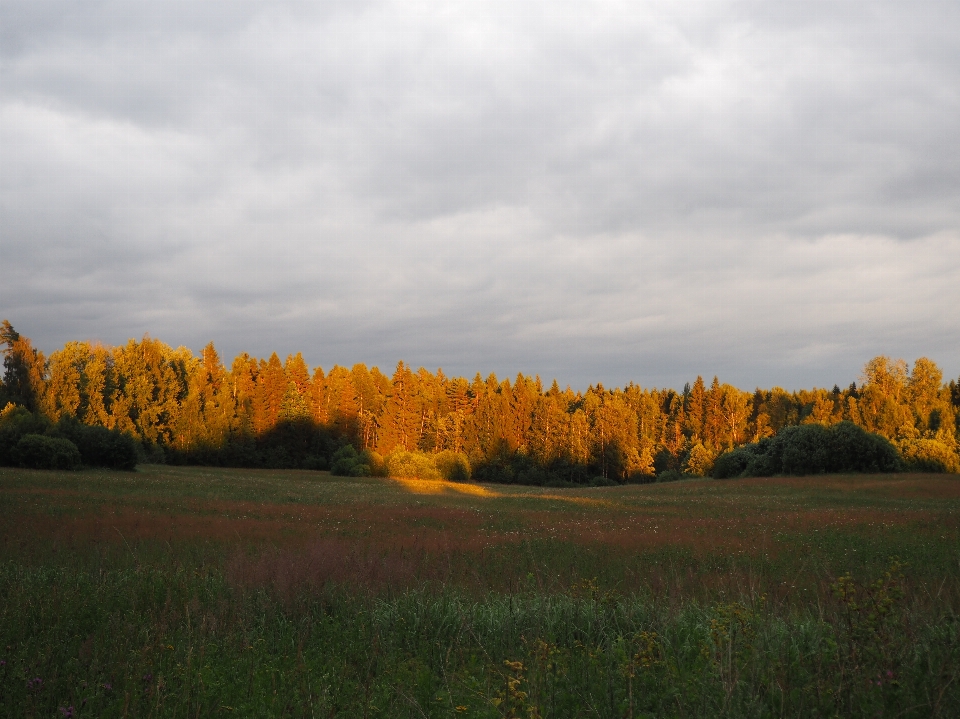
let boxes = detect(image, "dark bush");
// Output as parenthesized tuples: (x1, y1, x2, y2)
(712, 445, 759, 479)
(301, 454, 328, 471)
(655, 469, 683, 483)
(828, 421, 902, 473)
(78, 425, 138, 470)
(472, 450, 554, 485)
(779, 425, 833, 475)
(50, 416, 138, 470)
(0, 405, 51, 466)
(713, 421, 901, 478)
(743, 437, 781, 477)
(653, 448, 681, 476)
(330, 444, 370, 477)
(15, 434, 81, 470)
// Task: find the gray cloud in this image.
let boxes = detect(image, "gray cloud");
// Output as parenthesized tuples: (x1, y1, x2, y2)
(2, 0, 958, 391)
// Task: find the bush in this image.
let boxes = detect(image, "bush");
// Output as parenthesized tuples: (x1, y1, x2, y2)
(15, 434, 81, 470)
(433, 450, 471, 482)
(301, 454, 328, 471)
(653, 448, 680, 476)
(330, 445, 367, 477)
(712, 444, 760, 479)
(713, 422, 901, 478)
(385, 450, 441, 480)
(0, 404, 50, 466)
(898, 438, 960, 473)
(328, 445, 382, 477)
(359, 449, 387, 477)
(827, 421, 902, 473)
(50, 416, 138, 470)
(656, 469, 683, 483)
(779, 425, 833, 475)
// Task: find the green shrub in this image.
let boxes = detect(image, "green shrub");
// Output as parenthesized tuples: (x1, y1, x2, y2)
(0, 404, 50, 466)
(713, 422, 901, 478)
(330, 445, 365, 476)
(779, 425, 833, 475)
(385, 450, 442, 479)
(433, 450, 471, 481)
(359, 449, 387, 477)
(656, 469, 683, 483)
(49, 416, 138, 470)
(328, 445, 380, 477)
(15, 434, 81, 470)
(827, 421, 902, 473)
(712, 444, 760, 479)
(898, 438, 960, 473)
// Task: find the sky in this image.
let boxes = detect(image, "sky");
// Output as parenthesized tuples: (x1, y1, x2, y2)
(2, 0, 958, 391)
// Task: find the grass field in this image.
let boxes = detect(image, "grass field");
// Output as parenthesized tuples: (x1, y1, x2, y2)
(1, 466, 959, 717)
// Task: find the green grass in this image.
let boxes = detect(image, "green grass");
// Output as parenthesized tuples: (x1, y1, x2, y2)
(1, 466, 959, 717)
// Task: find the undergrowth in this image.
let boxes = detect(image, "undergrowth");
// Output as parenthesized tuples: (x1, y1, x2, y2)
(0, 557, 958, 717)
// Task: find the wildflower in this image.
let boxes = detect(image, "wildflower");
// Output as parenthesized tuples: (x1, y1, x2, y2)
(143, 673, 153, 682)
(103, 682, 112, 691)
(59, 707, 75, 718)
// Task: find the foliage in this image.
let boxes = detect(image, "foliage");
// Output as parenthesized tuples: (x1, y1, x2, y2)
(683, 441, 715, 476)
(710, 444, 762, 479)
(330, 444, 371, 477)
(386, 449, 442, 479)
(4, 320, 960, 485)
(13, 434, 81, 470)
(0, 405, 137, 470)
(49, 415, 138, 470)
(433, 449, 472, 481)
(0, 403, 49, 466)
(713, 422, 902, 478)
(898, 438, 960, 473)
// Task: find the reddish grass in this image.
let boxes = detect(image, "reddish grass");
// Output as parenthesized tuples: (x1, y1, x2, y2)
(3, 471, 958, 599)
(2, 500, 934, 555)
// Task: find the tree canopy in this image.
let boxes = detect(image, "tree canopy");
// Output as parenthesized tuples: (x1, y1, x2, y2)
(2, 321, 958, 481)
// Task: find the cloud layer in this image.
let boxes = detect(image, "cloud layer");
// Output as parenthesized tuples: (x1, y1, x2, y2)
(2, 0, 958, 389)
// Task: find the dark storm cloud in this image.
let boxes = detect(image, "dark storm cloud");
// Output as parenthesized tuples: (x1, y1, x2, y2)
(2, 0, 958, 390)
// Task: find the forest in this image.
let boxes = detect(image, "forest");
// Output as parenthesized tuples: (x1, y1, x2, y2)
(1, 320, 958, 481)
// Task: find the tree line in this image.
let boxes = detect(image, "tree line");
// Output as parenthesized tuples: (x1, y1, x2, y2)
(2, 320, 958, 481)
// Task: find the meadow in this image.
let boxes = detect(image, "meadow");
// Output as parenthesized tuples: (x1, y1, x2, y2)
(1, 466, 958, 717)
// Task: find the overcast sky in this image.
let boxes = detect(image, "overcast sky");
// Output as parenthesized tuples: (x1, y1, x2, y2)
(2, 1, 958, 391)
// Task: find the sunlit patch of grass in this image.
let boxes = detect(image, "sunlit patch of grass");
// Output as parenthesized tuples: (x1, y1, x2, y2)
(391, 477, 500, 497)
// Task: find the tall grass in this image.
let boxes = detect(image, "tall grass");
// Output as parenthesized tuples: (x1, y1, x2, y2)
(1, 556, 958, 717)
